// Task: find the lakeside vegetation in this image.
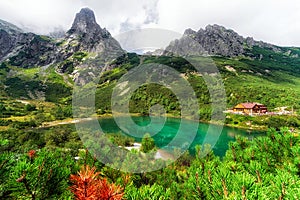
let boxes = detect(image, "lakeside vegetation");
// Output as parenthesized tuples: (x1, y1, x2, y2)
(0, 128, 299, 199)
(1, 92, 299, 199)
(0, 98, 299, 198)
(1, 96, 299, 133)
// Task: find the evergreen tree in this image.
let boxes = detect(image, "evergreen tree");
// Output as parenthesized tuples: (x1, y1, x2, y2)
(140, 133, 156, 153)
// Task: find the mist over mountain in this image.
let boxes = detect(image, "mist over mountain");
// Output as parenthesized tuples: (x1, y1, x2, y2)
(0, 8, 124, 72)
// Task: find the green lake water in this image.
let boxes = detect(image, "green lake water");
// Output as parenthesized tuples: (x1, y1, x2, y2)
(97, 116, 264, 157)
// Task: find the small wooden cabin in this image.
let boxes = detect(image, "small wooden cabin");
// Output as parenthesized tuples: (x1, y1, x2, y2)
(233, 102, 267, 115)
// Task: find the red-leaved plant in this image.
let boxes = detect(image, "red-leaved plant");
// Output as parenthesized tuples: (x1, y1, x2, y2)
(70, 165, 124, 200)
(28, 150, 36, 159)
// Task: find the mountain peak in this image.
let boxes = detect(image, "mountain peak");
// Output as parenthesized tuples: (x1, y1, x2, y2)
(166, 24, 246, 57)
(205, 24, 227, 31)
(78, 7, 96, 17)
(64, 8, 120, 51)
(183, 28, 196, 36)
(68, 8, 101, 35)
(166, 24, 281, 57)
(60, 8, 123, 59)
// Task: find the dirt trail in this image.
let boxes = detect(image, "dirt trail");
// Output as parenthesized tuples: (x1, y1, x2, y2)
(41, 117, 94, 128)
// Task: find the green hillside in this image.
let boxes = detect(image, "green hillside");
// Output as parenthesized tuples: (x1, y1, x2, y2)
(94, 51, 300, 118)
(1, 48, 300, 127)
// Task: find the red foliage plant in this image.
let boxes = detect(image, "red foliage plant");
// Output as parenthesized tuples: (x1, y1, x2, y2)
(27, 150, 36, 159)
(70, 165, 124, 200)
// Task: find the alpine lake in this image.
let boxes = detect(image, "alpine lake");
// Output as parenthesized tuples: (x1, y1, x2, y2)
(94, 116, 264, 157)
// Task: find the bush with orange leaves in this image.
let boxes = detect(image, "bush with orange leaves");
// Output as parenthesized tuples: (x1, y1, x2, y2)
(70, 165, 124, 200)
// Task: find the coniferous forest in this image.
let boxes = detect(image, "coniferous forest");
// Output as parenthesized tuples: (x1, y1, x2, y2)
(0, 128, 299, 199)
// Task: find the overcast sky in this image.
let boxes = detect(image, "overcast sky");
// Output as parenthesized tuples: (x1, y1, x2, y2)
(0, 0, 300, 46)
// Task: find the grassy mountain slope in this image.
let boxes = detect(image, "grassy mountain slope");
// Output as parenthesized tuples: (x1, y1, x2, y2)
(93, 51, 300, 118)
(1, 45, 299, 121)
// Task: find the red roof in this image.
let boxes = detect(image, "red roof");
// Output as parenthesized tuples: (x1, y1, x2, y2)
(241, 103, 257, 109)
(239, 102, 267, 109)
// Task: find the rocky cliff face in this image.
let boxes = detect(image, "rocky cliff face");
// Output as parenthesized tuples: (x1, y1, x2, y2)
(64, 8, 122, 54)
(165, 24, 280, 57)
(55, 8, 124, 85)
(54, 8, 124, 79)
(0, 29, 17, 60)
(0, 8, 124, 71)
(0, 20, 57, 67)
(0, 19, 23, 61)
(7, 33, 56, 67)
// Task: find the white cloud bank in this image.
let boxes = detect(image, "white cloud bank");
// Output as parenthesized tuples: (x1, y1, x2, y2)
(0, 0, 300, 46)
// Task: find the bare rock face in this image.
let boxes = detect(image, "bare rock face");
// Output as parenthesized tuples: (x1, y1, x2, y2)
(0, 19, 56, 67)
(68, 8, 102, 36)
(0, 29, 16, 60)
(56, 8, 124, 84)
(8, 33, 56, 67)
(0, 19, 23, 60)
(165, 25, 245, 57)
(165, 24, 280, 57)
(65, 8, 123, 54)
(197, 24, 245, 56)
(0, 8, 124, 71)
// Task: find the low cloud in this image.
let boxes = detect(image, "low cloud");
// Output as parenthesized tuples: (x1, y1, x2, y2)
(0, 0, 299, 46)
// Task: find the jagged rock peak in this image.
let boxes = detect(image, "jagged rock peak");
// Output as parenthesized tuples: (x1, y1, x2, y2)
(166, 24, 281, 57)
(58, 7, 124, 62)
(68, 8, 101, 35)
(184, 24, 237, 35)
(197, 24, 243, 40)
(166, 24, 246, 57)
(183, 28, 196, 36)
(204, 24, 231, 32)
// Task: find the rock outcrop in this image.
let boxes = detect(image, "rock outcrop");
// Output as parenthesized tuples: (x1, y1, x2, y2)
(0, 19, 56, 67)
(0, 8, 124, 70)
(0, 19, 23, 61)
(56, 8, 124, 84)
(165, 24, 280, 57)
(7, 33, 56, 67)
(64, 8, 123, 54)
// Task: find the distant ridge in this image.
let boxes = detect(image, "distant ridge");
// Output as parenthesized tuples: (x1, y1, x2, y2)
(165, 24, 281, 57)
